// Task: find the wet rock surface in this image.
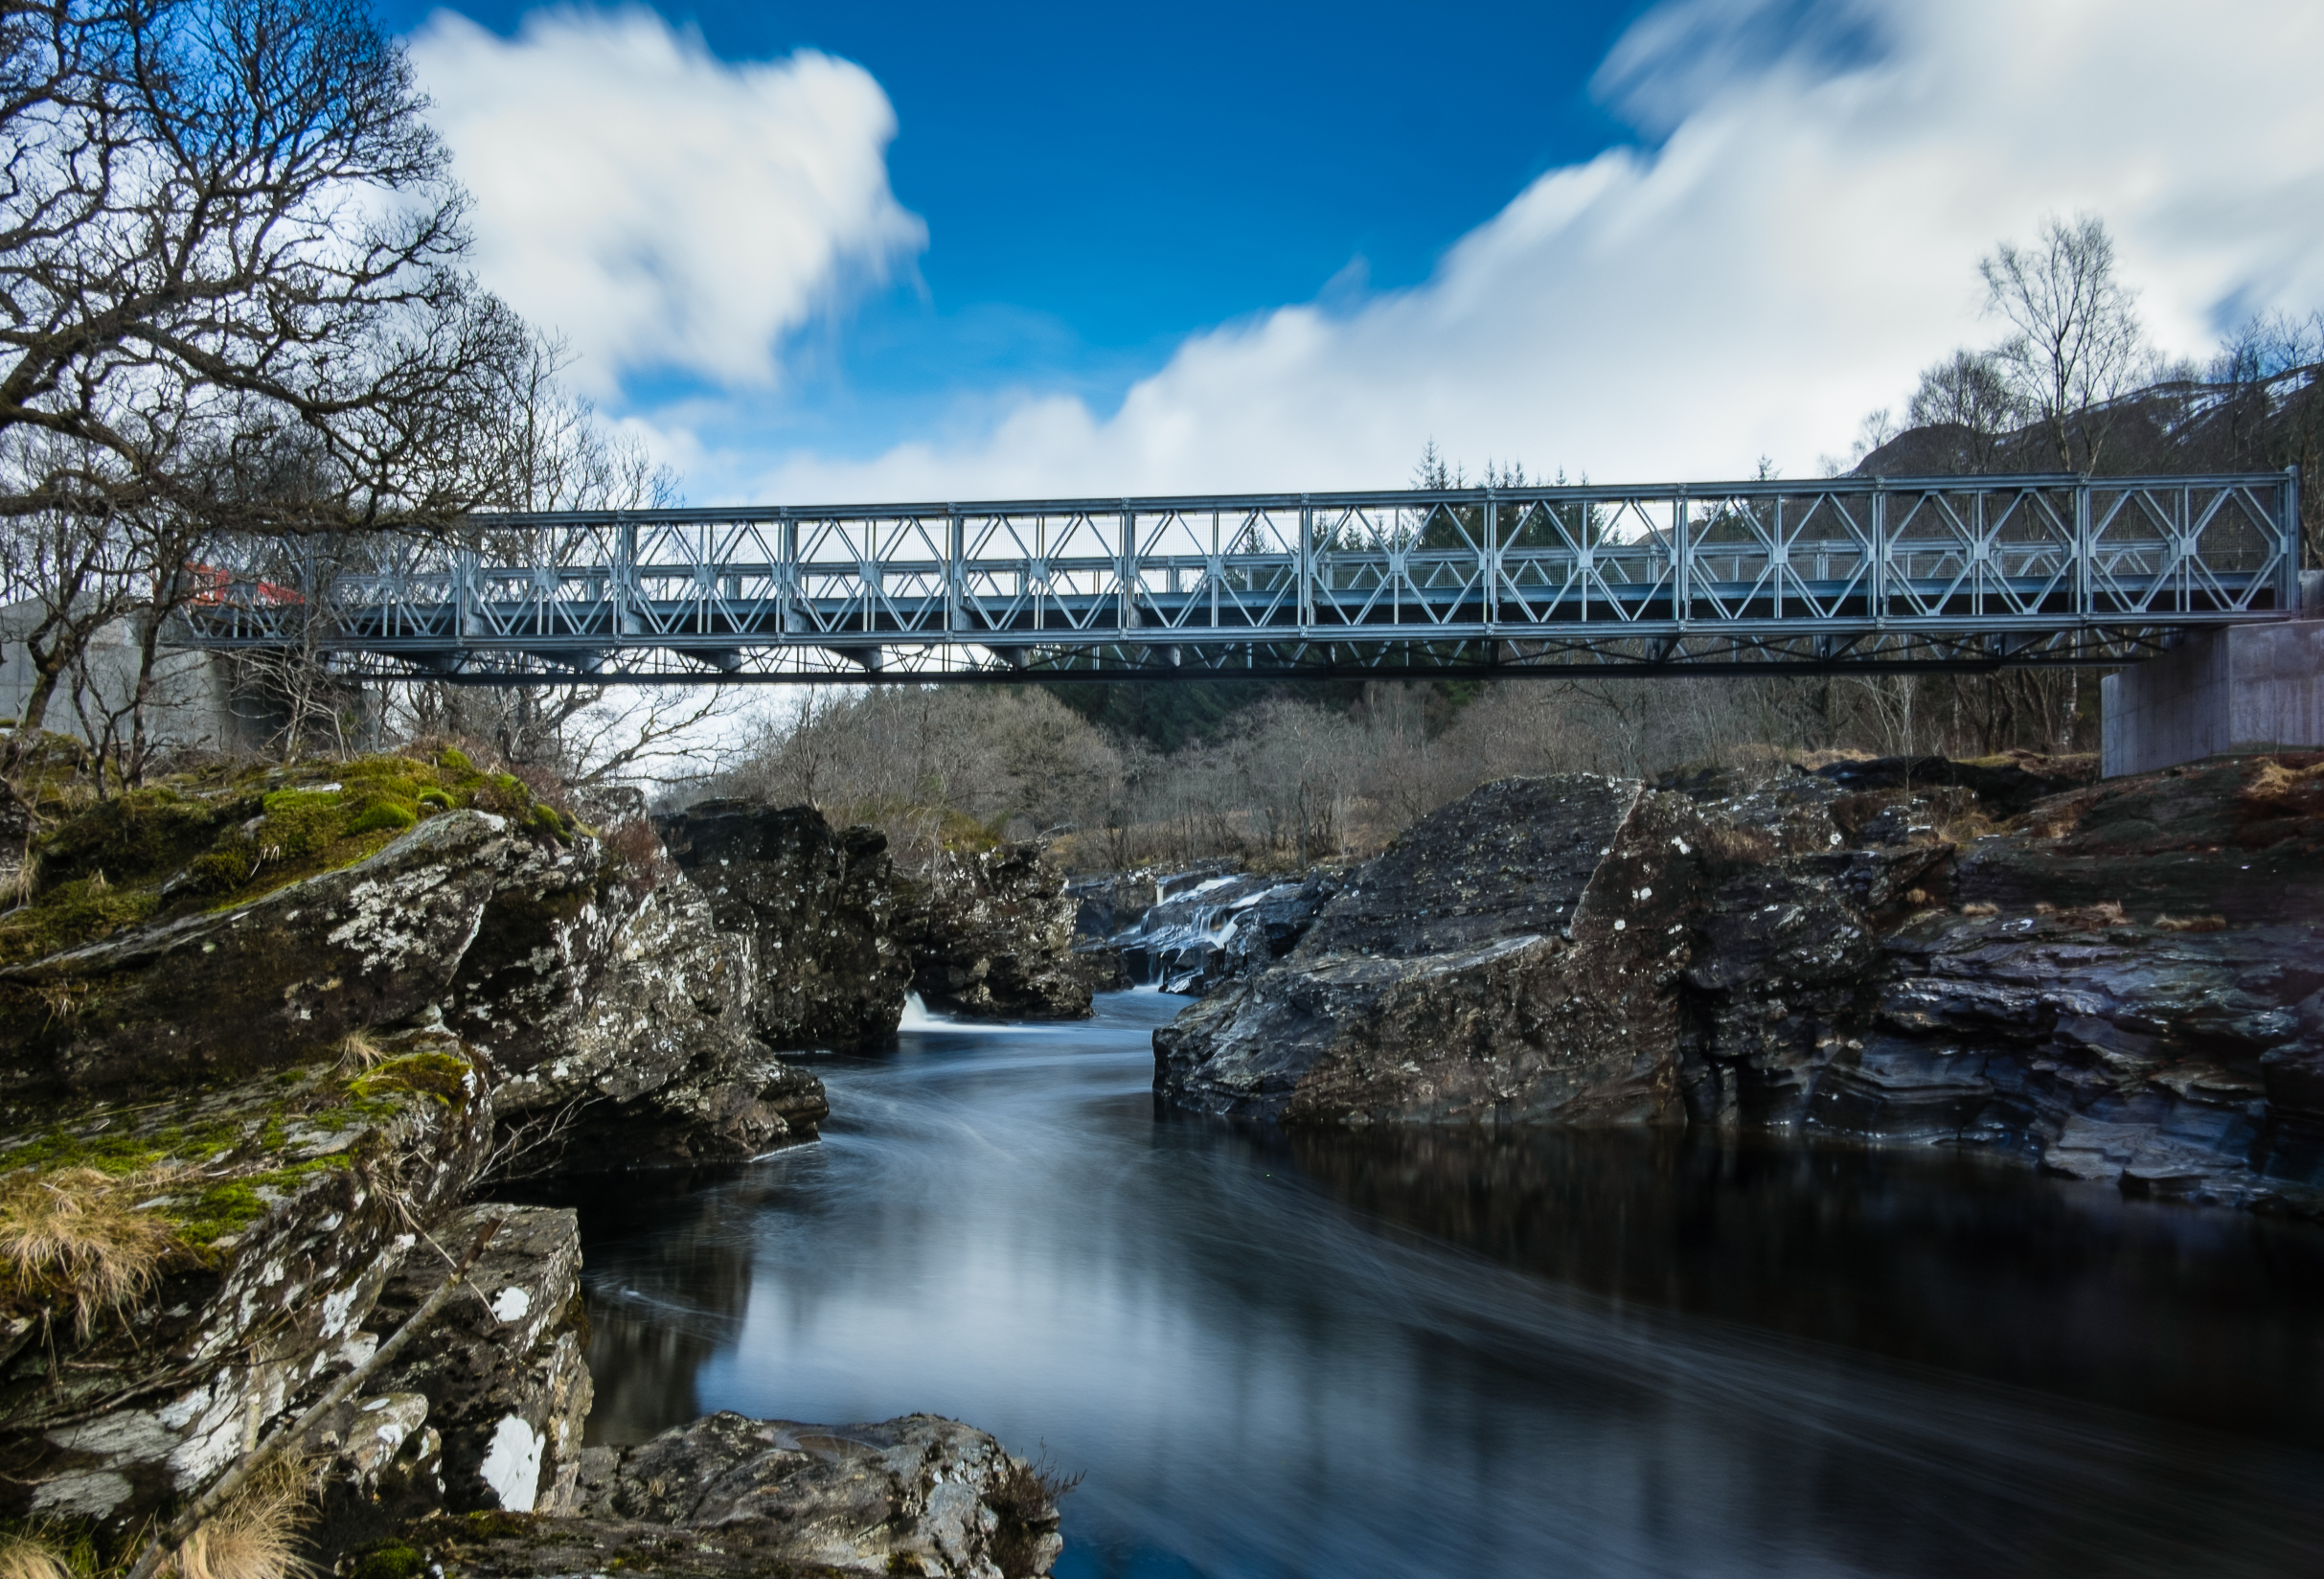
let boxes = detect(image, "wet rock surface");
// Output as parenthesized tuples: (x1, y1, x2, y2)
(654, 801, 910, 1050)
(895, 842, 1089, 1019)
(1155, 754, 2324, 1218)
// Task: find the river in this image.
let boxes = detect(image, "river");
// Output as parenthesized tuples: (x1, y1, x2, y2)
(538, 991, 2324, 1578)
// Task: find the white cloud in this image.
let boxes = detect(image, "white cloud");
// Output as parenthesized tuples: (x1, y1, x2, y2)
(408, 7, 924, 397)
(722, 0, 2324, 504)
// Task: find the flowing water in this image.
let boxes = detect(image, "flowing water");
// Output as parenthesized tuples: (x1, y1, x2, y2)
(540, 993, 2324, 1578)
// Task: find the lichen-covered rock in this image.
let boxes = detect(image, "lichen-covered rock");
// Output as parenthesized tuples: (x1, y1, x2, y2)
(363, 1204, 593, 1518)
(895, 843, 1088, 1019)
(1157, 777, 1718, 1125)
(654, 802, 910, 1049)
(1678, 862, 1882, 1128)
(468, 865, 828, 1168)
(0, 812, 519, 1096)
(0, 774, 831, 1170)
(405, 1410, 1062, 1578)
(0, 1036, 489, 1532)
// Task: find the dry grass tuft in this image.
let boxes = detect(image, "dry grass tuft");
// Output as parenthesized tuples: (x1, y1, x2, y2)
(1937, 809, 1998, 844)
(2242, 758, 2324, 809)
(1959, 902, 1999, 918)
(0, 1532, 75, 1579)
(2154, 913, 2228, 933)
(170, 1460, 313, 1579)
(334, 1030, 387, 1073)
(2035, 900, 2126, 929)
(1701, 825, 1777, 864)
(0, 1166, 183, 1338)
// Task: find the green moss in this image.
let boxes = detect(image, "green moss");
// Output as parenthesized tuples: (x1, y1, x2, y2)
(350, 1052, 471, 1108)
(349, 1542, 426, 1579)
(34, 788, 228, 889)
(349, 799, 418, 835)
(171, 1179, 266, 1244)
(0, 1115, 257, 1176)
(0, 750, 567, 968)
(0, 880, 162, 966)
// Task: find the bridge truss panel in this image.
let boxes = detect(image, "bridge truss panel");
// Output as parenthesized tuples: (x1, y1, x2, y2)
(174, 471, 2303, 681)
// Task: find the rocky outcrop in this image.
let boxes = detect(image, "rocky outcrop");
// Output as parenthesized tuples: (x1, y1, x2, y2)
(654, 801, 910, 1049)
(0, 773, 829, 1167)
(0, 758, 1063, 1576)
(1156, 754, 2324, 1218)
(0, 1033, 490, 1531)
(1157, 777, 1719, 1124)
(482, 874, 827, 1163)
(895, 842, 1088, 1019)
(360, 1205, 594, 1519)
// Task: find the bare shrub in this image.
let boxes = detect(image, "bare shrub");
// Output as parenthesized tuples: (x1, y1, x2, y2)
(1937, 809, 1999, 844)
(603, 819, 673, 898)
(985, 1449, 1082, 1579)
(0, 1167, 182, 1337)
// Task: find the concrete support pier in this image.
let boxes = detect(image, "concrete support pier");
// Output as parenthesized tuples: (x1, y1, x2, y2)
(2102, 573, 2324, 777)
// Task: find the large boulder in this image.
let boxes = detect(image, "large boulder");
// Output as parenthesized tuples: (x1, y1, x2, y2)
(477, 873, 828, 1166)
(895, 842, 1088, 1019)
(1156, 776, 1719, 1125)
(0, 812, 519, 1096)
(653, 802, 910, 1049)
(404, 1411, 1063, 1579)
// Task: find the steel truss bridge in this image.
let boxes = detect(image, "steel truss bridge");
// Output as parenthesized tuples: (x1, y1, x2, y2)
(175, 471, 2305, 684)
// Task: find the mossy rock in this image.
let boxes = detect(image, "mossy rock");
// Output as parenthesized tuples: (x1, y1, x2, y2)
(0, 753, 568, 972)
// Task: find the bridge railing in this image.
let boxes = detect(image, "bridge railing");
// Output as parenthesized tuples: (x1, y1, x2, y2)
(173, 471, 2301, 679)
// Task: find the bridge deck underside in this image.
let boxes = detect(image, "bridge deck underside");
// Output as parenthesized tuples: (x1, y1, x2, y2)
(177, 473, 2304, 681)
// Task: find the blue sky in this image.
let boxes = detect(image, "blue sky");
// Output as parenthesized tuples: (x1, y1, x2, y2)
(378, 0, 1654, 457)
(384, 0, 2324, 503)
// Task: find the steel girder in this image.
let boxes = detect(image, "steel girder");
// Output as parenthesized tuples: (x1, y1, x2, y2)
(173, 470, 2304, 683)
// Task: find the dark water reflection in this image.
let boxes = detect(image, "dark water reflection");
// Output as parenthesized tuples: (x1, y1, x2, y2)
(533, 993, 2324, 1578)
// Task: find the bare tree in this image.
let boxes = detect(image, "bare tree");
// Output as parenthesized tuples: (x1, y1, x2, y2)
(1980, 214, 2152, 473)
(0, 0, 533, 764)
(0, 0, 524, 524)
(1906, 349, 2018, 471)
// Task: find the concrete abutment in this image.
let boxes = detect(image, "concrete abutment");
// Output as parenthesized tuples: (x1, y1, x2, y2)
(2100, 572, 2324, 776)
